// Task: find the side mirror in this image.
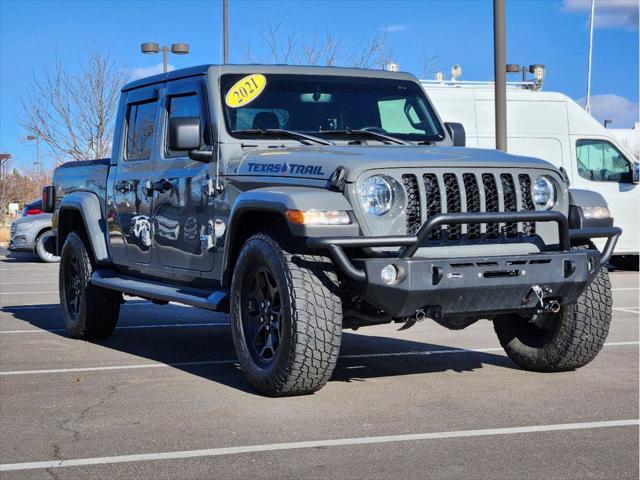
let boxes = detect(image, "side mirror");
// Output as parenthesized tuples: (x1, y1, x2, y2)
(42, 185, 55, 213)
(620, 162, 639, 184)
(168, 117, 201, 151)
(445, 122, 466, 147)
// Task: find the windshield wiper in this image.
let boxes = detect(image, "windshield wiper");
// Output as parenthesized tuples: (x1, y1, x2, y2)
(231, 129, 334, 146)
(318, 129, 410, 145)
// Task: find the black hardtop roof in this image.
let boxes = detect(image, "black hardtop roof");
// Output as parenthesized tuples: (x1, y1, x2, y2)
(122, 64, 418, 92)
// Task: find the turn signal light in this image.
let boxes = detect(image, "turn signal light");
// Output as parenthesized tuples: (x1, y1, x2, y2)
(285, 210, 351, 226)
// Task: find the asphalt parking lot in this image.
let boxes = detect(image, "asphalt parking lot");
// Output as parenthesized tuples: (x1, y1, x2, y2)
(0, 248, 638, 479)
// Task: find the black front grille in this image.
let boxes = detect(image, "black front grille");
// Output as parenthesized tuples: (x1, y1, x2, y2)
(519, 174, 536, 235)
(482, 173, 500, 238)
(500, 174, 518, 237)
(402, 174, 421, 234)
(443, 174, 461, 240)
(423, 174, 442, 240)
(463, 174, 481, 240)
(400, 171, 538, 243)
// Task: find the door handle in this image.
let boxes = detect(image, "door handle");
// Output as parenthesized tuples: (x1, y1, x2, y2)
(152, 179, 173, 193)
(144, 179, 173, 196)
(114, 180, 132, 193)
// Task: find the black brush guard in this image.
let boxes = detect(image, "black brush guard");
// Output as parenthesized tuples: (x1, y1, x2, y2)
(306, 211, 621, 318)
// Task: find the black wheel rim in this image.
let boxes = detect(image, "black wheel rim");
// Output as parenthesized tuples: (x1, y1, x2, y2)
(241, 267, 282, 365)
(64, 253, 82, 318)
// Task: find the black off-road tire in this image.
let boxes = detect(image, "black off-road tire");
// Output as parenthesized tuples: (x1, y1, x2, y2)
(230, 233, 342, 396)
(35, 230, 60, 263)
(494, 258, 612, 372)
(59, 231, 121, 340)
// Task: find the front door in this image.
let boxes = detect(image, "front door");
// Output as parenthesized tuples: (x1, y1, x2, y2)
(153, 78, 215, 272)
(112, 88, 160, 265)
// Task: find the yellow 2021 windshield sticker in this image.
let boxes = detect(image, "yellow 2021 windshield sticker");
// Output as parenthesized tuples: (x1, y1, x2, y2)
(225, 74, 267, 108)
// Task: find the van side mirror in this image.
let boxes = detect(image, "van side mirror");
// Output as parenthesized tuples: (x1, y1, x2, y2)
(42, 185, 55, 213)
(168, 117, 201, 151)
(445, 122, 466, 147)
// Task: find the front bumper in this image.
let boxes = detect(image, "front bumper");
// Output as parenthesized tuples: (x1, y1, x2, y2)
(307, 211, 621, 318)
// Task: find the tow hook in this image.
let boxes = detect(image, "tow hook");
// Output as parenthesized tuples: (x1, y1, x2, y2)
(398, 308, 430, 331)
(545, 300, 561, 314)
(527, 285, 561, 313)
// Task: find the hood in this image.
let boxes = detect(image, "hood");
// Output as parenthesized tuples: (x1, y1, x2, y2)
(234, 145, 557, 182)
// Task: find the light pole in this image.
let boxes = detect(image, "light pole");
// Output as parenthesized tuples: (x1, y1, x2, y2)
(586, 0, 595, 113)
(493, 0, 507, 152)
(140, 43, 190, 73)
(223, 0, 229, 63)
(24, 135, 41, 171)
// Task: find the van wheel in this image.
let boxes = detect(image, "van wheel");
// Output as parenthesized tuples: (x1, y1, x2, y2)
(230, 233, 342, 396)
(60, 232, 121, 339)
(35, 230, 60, 263)
(494, 259, 612, 371)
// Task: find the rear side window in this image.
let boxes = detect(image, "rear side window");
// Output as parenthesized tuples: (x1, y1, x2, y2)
(126, 100, 157, 160)
(576, 139, 632, 182)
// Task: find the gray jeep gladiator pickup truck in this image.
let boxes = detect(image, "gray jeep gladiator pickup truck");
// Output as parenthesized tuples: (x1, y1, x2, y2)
(45, 64, 621, 396)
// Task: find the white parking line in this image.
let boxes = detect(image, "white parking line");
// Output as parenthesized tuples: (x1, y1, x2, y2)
(0, 322, 229, 334)
(613, 307, 640, 314)
(1, 341, 636, 376)
(1, 419, 637, 472)
(611, 287, 639, 291)
(0, 291, 58, 295)
(0, 281, 57, 285)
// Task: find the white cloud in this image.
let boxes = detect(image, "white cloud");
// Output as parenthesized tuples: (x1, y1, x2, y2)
(382, 24, 407, 33)
(578, 94, 639, 128)
(133, 63, 175, 79)
(562, 0, 639, 29)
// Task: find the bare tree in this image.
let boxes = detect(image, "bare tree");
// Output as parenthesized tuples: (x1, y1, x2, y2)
(240, 22, 395, 69)
(420, 42, 442, 79)
(21, 50, 129, 163)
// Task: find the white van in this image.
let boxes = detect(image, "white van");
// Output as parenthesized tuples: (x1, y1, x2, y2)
(422, 80, 639, 256)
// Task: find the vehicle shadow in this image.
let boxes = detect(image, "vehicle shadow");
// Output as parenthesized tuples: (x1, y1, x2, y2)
(4, 301, 516, 395)
(0, 249, 41, 263)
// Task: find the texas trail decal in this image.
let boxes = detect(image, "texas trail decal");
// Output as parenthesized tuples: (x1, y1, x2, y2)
(246, 162, 325, 176)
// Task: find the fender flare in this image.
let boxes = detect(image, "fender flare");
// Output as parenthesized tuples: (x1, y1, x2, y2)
(58, 192, 111, 264)
(221, 186, 358, 284)
(568, 188, 612, 230)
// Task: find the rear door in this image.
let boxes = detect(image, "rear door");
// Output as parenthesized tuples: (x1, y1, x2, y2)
(112, 87, 159, 266)
(153, 77, 215, 272)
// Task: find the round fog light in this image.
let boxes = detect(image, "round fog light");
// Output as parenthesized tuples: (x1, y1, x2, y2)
(381, 264, 398, 285)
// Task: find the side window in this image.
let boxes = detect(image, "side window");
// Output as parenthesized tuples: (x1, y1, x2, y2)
(378, 98, 423, 134)
(126, 100, 157, 161)
(166, 93, 203, 155)
(576, 139, 632, 182)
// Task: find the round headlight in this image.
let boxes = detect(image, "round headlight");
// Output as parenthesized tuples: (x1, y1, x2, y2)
(359, 175, 394, 216)
(531, 176, 556, 210)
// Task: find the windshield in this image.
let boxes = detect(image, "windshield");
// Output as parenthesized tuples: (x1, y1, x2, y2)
(220, 73, 445, 143)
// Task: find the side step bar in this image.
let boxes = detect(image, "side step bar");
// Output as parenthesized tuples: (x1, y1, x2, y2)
(91, 269, 229, 312)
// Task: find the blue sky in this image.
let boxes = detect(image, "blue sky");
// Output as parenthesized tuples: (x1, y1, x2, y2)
(1, 0, 638, 169)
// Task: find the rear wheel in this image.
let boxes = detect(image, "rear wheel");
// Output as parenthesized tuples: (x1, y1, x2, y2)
(35, 230, 59, 263)
(494, 261, 612, 371)
(60, 232, 121, 339)
(230, 233, 342, 396)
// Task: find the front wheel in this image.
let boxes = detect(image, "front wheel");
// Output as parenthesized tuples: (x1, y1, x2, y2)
(60, 232, 121, 339)
(230, 233, 342, 396)
(494, 261, 612, 372)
